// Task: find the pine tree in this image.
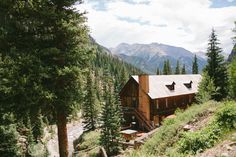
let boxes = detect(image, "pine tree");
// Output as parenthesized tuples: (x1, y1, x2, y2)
(82, 72, 97, 131)
(230, 57, 236, 99)
(196, 72, 217, 103)
(205, 29, 228, 100)
(192, 55, 199, 74)
(175, 60, 180, 74)
(163, 61, 168, 75)
(0, 125, 20, 157)
(156, 67, 161, 75)
(0, 1, 92, 156)
(166, 60, 172, 74)
(163, 60, 172, 75)
(100, 79, 121, 156)
(32, 110, 44, 141)
(181, 64, 186, 74)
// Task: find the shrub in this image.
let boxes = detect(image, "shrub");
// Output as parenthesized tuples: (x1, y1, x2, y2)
(177, 101, 236, 155)
(215, 101, 236, 129)
(178, 124, 222, 154)
(127, 101, 217, 157)
(0, 124, 21, 157)
(27, 142, 48, 157)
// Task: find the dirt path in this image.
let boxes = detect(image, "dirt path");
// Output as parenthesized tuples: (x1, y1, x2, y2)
(46, 121, 84, 157)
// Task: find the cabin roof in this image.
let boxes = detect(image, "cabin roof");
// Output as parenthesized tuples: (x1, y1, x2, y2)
(132, 74, 202, 99)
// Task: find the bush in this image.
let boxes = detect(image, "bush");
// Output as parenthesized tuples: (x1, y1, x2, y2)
(177, 101, 236, 155)
(27, 142, 48, 157)
(215, 101, 236, 129)
(178, 124, 222, 154)
(74, 130, 100, 151)
(127, 101, 217, 157)
(0, 124, 21, 157)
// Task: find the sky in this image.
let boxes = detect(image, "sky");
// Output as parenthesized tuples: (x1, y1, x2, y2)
(77, 0, 236, 54)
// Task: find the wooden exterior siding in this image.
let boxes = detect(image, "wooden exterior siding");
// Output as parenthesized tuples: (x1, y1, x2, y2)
(120, 78, 139, 108)
(150, 94, 195, 122)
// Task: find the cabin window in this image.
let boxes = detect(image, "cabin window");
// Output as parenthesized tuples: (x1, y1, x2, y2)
(184, 81, 193, 89)
(166, 82, 176, 90)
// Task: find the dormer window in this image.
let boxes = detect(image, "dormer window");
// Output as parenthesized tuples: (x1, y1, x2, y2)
(166, 82, 175, 90)
(184, 81, 193, 89)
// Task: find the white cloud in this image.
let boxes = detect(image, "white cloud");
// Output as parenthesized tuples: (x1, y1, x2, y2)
(77, 0, 236, 54)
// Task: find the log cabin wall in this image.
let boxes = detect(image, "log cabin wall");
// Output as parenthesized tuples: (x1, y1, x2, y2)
(120, 78, 139, 108)
(150, 94, 195, 124)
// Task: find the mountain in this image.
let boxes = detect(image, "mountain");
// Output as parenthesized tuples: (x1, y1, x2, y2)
(228, 44, 236, 62)
(110, 43, 207, 74)
(89, 37, 142, 90)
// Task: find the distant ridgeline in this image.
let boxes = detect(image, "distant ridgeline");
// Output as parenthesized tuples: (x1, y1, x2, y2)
(110, 43, 207, 74)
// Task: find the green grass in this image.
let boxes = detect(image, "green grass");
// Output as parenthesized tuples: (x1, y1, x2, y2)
(76, 130, 100, 150)
(126, 101, 236, 157)
(73, 130, 101, 157)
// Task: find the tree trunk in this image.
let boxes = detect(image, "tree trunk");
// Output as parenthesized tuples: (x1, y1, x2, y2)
(57, 110, 69, 157)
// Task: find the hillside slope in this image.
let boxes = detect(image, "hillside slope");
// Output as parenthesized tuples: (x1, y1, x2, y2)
(228, 44, 236, 62)
(124, 101, 236, 157)
(110, 43, 207, 74)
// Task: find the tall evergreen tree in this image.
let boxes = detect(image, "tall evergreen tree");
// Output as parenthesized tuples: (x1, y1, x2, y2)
(205, 29, 228, 100)
(192, 55, 199, 74)
(156, 67, 161, 75)
(100, 78, 121, 156)
(175, 60, 180, 74)
(163, 60, 172, 75)
(0, 1, 92, 156)
(181, 64, 186, 74)
(163, 61, 168, 75)
(166, 60, 172, 74)
(196, 72, 217, 103)
(82, 72, 97, 131)
(230, 57, 236, 99)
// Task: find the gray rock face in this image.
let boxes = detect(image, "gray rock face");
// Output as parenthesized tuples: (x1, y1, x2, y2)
(110, 43, 207, 74)
(228, 44, 236, 62)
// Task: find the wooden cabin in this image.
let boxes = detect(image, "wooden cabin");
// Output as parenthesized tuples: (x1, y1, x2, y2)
(119, 74, 202, 131)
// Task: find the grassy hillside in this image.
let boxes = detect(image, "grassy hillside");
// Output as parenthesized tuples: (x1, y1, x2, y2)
(125, 101, 236, 157)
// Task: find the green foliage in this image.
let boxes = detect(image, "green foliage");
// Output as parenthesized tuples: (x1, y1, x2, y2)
(229, 57, 236, 99)
(205, 29, 228, 101)
(100, 80, 121, 156)
(175, 60, 180, 74)
(163, 60, 172, 75)
(0, 124, 21, 157)
(27, 142, 48, 157)
(0, 0, 93, 155)
(181, 64, 186, 74)
(196, 72, 217, 103)
(192, 54, 199, 74)
(82, 72, 98, 131)
(31, 110, 44, 141)
(127, 101, 217, 157)
(215, 101, 236, 129)
(75, 130, 100, 151)
(156, 67, 161, 75)
(178, 124, 222, 155)
(177, 101, 236, 155)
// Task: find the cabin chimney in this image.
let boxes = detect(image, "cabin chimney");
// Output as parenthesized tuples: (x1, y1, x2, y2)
(139, 75, 149, 93)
